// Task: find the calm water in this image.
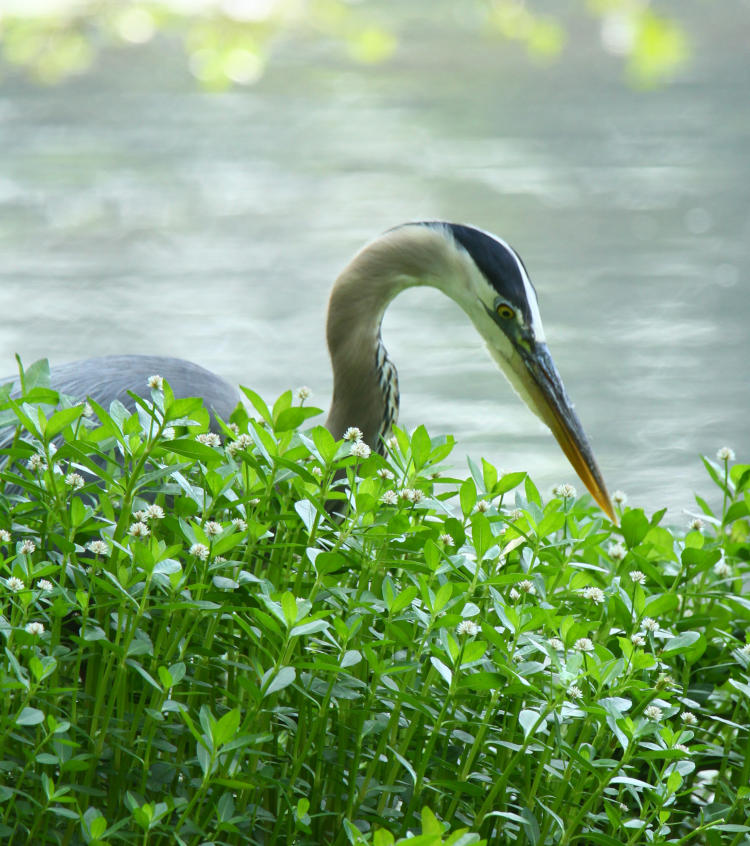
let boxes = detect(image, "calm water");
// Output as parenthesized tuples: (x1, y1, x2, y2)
(0, 8, 748, 519)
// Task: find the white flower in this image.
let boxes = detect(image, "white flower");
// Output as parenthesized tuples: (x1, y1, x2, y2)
(350, 441, 371, 459)
(381, 490, 398, 505)
(687, 517, 704, 532)
(581, 586, 605, 604)
(742, 643, 750, 655)
(343, 427, 363, 442)
(232, 518, 247, 531)
(644, 705, 663, 721)
(507, 508, 524, 522)
(612, 490, 627, 506)
(147, 374, 164, 390)
(439, 533, 454, 546)
(128, 522, 150, 538)
(204, 521, 223, 536)
(716, 446, 735, 462)
(400, 488, 424, 504)
(0, 529, 10, 543)
(311, 466, 323, 479)
(145, 504, 165, 520)
(553, 483, 576, 499)
(377, 468, 394, 481)
(81, 401, 94, 418)
(19, 540, 36, 555)
(227, 422, 239, 435)
(65, 472, 85, 489)
(574, 637, 594, 653)
(608, 542, 626, 562)
(631, 633, 646, 646)
(509, 588, 521, 602)
(549, 637, 564, 650)
(386, 436, 398, 451)
(518, 579, 535, 594)
(25, 621, 44, 636)
(713, 560, 731, 578)
(196, 433, 221, 447)
(475, 500, 490, 513)
(190, 543, 210, 560)
(133, 510, 147, 521)
(681, 711, 698, 725)
(642, 617, 658, 632)
(675, 743, 690, 754)
(227, 433, 252, 455)
(87, 540, 109, 556)
(37, 579, 54, 592)
(162, 427, 176, 440)
(456, 619, 479, 637)
(629, 570, 646, 585)
(296, 385, 312, 401)
(27, 454, 46, 472)
(568, 684, 583, 700)
(7, 576, 24, 592)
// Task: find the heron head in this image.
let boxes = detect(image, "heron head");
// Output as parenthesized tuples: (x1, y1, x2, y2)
(418, 221, 615, 522)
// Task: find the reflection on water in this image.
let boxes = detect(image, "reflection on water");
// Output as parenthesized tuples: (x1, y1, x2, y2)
(0, 12, 747, 520)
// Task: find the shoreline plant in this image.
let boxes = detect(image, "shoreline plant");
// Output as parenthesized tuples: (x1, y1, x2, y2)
(0, 360, 748, 845)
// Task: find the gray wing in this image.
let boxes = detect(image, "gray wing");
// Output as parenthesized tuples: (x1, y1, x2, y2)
(4, 355, 241, 425)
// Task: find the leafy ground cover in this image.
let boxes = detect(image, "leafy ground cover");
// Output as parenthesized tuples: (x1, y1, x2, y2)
(1, 360, 749, 845)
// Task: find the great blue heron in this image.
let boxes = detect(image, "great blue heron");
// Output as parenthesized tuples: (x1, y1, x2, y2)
(4, 221, 614, 519)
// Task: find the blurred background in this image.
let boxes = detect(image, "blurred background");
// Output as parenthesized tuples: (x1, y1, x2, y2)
(0, 0, 747, 519)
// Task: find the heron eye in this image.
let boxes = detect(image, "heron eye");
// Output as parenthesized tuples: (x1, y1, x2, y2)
(496, 303, 515, 320)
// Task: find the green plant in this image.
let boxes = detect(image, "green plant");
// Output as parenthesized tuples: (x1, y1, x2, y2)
(0, 359, 748, 845)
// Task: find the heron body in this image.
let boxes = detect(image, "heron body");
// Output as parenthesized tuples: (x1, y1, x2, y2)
(4, 221, 614, 519)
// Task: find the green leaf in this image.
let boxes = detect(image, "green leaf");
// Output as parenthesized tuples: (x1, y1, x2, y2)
(621, 508, 650, 548)
(240, 386, 273, 424)
(263, 666, 295, 697)
(411, 425, 431, 470)
(495, 471, 526, 495)
(460, 478, 477, 517)
(281, 592, 298, 627)
(524, 475, 541, 507)
(274, 406, 322, 433)
(16, 706, 45, 726)
(45, 406, 83, 439)
(161, 437, 221, 463)
(519, 708, 541, 738)
(213, 708, 241, 747)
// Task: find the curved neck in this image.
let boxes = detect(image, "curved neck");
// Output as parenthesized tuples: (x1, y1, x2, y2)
(324, 225, 471, 449)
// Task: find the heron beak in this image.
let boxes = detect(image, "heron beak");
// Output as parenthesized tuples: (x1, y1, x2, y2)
(511, 343, 615, 522)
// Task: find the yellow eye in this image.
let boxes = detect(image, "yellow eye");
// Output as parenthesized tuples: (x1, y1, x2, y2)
(496, 303, 515, 320)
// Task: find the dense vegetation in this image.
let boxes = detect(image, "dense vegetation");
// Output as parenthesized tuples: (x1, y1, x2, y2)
(1, 361, 748, 845)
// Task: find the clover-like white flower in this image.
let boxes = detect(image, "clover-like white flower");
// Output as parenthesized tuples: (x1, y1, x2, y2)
(574, 637, 594, 653)
(350, 441, 371, 459)
(128, 522, 150, 538)
(296, 385, 312, 401)
(612, 490, 627, 506)
(37, 579, 54, 592)
(553, 483, 576, 499)
(162, 427, 176, 440)
(644, 705, 663, 721)
(147, 374, 164, 390)
(19, 540, 36, 555)
(629, 570, 646, 585)
(714, 560, 731, 578)
(25, 621, 45, 636)
(642, 617, 658, 632)
(681, 711, 698, 725)
(509, 588, 521, 602)
(439, 533, 454, 546)
(87, 540, 109, 556)
(204, 521, 223, 537)
(518, 579, 535, 594)
(232, 518, 248, 532)
(343, 427, 363, 442)
(581, 586, 605, 604)
(608, 542, 626, 562)
(475, 500, 490, 513)
(377, 468, 394, 481)
(145, 504, 165, 520)
(549, 637, 564, 650)
(0, 529, 10, 543)
(400, 488, 424, 504)
(7, 576, 24, 592)
(227, 433, 252, 456)
(196, 433, 221, 447)
(568, 684, 583, 700)
(687, 517, 704, 532)
(716, 446, 735, 462)
(381, 490, 398, 505)
(65, 472, 85, 490)
(631, 633, 646, 647)
(190, 543, 210, 561)
(27, 454, 46, 472)
(456, 620, 479, 637)
(311, 466, 323, 479)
